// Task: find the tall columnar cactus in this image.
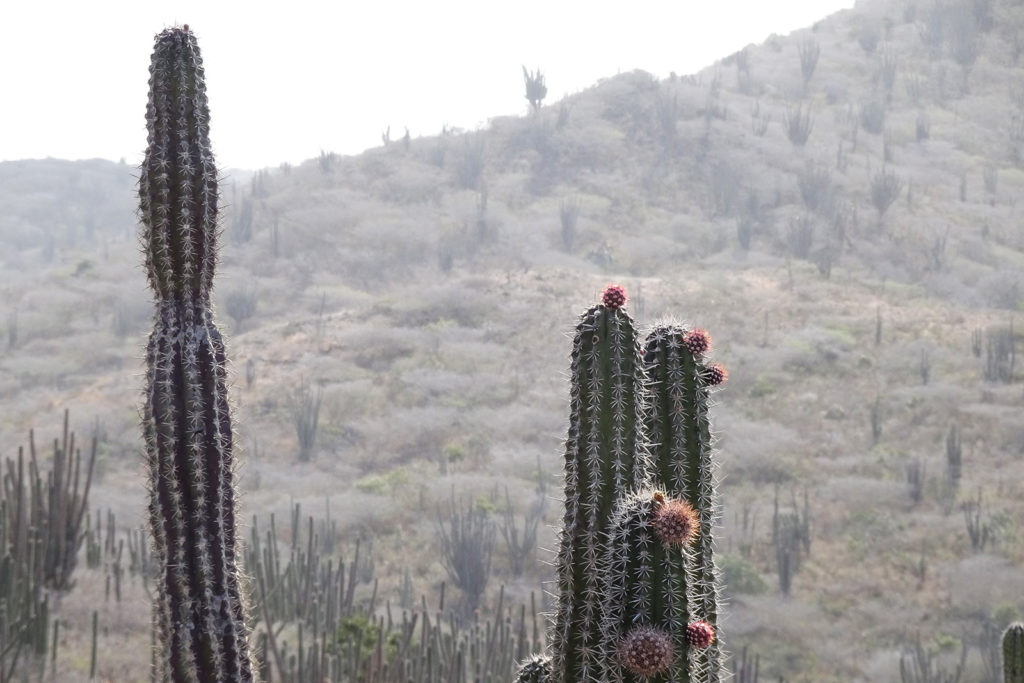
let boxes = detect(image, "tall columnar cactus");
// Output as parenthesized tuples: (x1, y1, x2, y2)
(601, 489, 704, 682)
(643, 324, 727, 681)
(1006, 623, 1024, 683)
(139, 26, 254, 681)
(533, 288, 729, 683)
(550, 285, 652, 683)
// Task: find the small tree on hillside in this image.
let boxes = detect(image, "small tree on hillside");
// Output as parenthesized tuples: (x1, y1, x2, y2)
(523, 66, 547, 112)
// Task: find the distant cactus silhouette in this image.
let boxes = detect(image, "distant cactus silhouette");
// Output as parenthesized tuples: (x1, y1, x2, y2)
(139, 25, 254, 681)
(523, 66, 548, 112)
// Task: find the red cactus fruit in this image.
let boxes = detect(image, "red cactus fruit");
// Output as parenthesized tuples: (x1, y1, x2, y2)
(602, 283, 627, 310)
(652, 495, 699, 546)
(683, 328, 711, 355)
(706, 363, 728, 386)
(618, 626, 674, 677)
(685, 621, 716, 649)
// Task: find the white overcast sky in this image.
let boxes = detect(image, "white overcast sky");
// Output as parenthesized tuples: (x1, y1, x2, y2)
(3, 1, 854, 170)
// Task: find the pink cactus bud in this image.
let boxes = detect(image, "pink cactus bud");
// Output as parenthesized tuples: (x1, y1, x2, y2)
(619, 626, 674, 677)
(706, 363, 728, 386)
(683, 328, 711, 355)
(652, 495, 699, 546)
(685, 621, 716, 648)
(602, 284, 627, 310)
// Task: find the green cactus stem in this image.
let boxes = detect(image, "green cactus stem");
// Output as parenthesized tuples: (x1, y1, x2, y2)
(1005, 623, 1024, 683)
(643, 324, 726, 682)
(139, 26, 253, 681)
(601, 489, 696, 683)
(550, 287, 652, 683)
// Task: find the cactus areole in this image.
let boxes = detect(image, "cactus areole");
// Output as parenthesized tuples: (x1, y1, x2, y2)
(140, 26, 254, 681)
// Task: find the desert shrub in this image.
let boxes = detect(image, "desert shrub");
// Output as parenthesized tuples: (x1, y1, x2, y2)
(454, 134, 485, 190)
(797, 162, 831, 211)
(870, 167, 903, 219)
(860, 98, 886, 134)
(858, 25, 880, 53)
(708, 161, 742, 217)
(916, 111, 930, 141)
(355, 467, 410, 495)
(437, 494, 495, 613)
(223, 286, 258, 331)
(784, 104, 814, 146)
(788, 215, 815, 259)
(720, 554, 768, 595)
(560, 197, 580, 252)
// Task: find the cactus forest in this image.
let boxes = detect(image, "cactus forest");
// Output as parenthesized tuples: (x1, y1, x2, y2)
(6, 0, 1024, 680)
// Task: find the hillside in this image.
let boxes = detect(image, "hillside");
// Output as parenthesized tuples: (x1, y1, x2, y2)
(2, 0, 1024, 680)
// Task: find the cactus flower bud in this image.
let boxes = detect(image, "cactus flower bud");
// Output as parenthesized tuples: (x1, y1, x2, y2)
(602, 283, 627, 310)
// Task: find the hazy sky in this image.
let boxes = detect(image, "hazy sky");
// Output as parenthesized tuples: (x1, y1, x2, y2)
(4, 1, 855, 170)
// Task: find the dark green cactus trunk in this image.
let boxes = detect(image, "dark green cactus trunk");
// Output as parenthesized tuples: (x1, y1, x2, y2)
(602, 490, 693, 683)
(140, 26, 254, 682)
(644, 325, 724, 682)
(550, 302, 651, 683)
(1006, 623, 1024, 683)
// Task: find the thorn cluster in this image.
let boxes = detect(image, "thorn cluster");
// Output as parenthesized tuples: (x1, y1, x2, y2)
(602, 283, 627, 310)
(515, 655, 551, 682)
(618, 626, 674, 677)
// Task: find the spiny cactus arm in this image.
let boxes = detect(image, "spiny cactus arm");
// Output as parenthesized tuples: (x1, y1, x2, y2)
(139, 26, 219, 302)
(144, 303, 252, 681)
(601, 490, 695, 683)
(1006, 622, 1024, 683)
(644, 324, 727, 682)
(551, 286, 652, 683)
(140, 25, 253, 682)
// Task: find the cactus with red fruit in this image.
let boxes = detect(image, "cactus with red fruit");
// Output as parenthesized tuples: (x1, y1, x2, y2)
(537, 288, 729, 683)
(550, 287, 652, 682)
(139, 25, 254, 681)
(643, 323, 727, 682)
(1006, 622, 1024, 683)
(602, 489, 698, 683)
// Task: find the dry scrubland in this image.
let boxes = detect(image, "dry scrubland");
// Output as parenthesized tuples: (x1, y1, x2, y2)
(3, 0, 1024, 679)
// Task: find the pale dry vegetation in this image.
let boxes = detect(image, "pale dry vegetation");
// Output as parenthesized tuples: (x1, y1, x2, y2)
(1, 0, 1024, 680)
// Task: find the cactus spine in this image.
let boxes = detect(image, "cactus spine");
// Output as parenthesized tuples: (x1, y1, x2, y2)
(644, 325, 725, 681)
(1006, 623, 1024, 683)
(139, 26, 254, 681)
(550, 292, 651, 683)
